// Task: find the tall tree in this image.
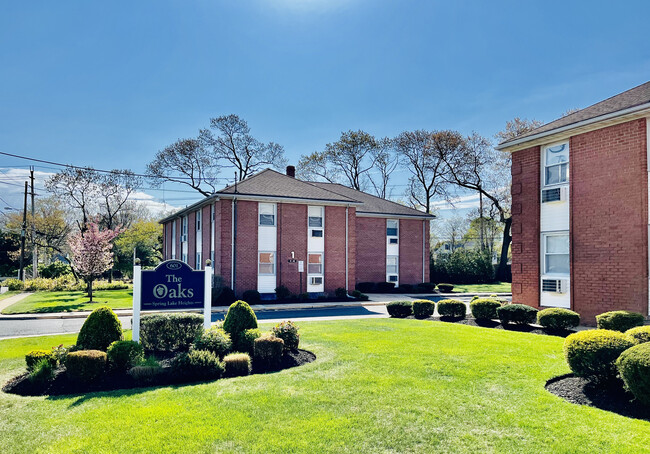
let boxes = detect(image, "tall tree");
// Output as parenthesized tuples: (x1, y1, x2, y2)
(45, 167, 99, 232)
(297, 151, 339, 183)
(113, 220, 163, 278)
(368, 138, 398, 198)
(97, 169, 141, 231)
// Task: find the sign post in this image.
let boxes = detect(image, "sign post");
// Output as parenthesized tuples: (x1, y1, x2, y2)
(133, 263, 142, 342)
(203, 264, 212, 329)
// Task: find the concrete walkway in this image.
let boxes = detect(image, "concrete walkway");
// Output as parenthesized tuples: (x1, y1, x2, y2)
(0, 292, 30, 313)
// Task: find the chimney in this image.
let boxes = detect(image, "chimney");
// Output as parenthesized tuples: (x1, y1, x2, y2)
(286, 165, 296, 178)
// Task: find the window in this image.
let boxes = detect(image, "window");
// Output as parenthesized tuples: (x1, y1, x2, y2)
(258, 252, 275, 274)
(544, 234, 569, 275)
(388, 275, 398, 282)
(389, 238, 398, 244)
(309, 216, 322, 228)
(387, 219, 398, 237)
(171, 222, 177, 256)
(182, 216, 187, 235)
(259, 203, 275, 226)
(387, 255, 398, 275)
(196, 210, 201, 231)
(308, 253, 323, 274)
(310, 277, 323, 285)
(196, 252, 202, 270)
(311, 229, 323, 238)
(544, 143, 569, 186)
(182, 253, 188, 264)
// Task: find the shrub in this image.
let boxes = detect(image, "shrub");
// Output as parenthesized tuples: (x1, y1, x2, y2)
(223, 300, 258, 339)
(564, 330, 634, 383)
(128, 364, 164, 383)
(242, 290, 261, 305)
(25, 350, 57, 372)
(212, 286, 236, 306)
(76, 307, 123, 351)
(497, 304, 537, 325)
(356, 282, 375, 293)
(432, 248, 494, 284)
(223, 353, 251, 377)
(616, 342, 650, 406)
(237, 328, 262, 354)
(275, 285, 291, 300)
(272, 321, 300, 351)
(107, 340, 144, 372)
(192, 327, 232, 358)
(596, 310, 645, 332)
(335, 287, 347, 299)
(172, 350, 224, 381)
(3, 278, 24, 291)
(437, 299, 466, 318)
(437, 283, 454, 293)
(29, 359, 55, 385)
(626, 326, 650, 344)
(470, 298, 501, 320)
(397, 284, 414, 293)
(412, 300, 435, 319)
(386, 301, 412, 318)
(537, 308, 580, 330)
(418, 282, 436, 292)
(140, 313, 204, 352)
(253, 335, 285, 372)
(350, 290, 369, 301)
(376, 282, 396, 292)
(38, 261, 72, 279)
(65, 350, 107, 382)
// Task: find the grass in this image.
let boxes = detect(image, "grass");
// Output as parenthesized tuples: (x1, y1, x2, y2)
(449, 282, 511, 293)
(1, 319, 649, 453)
(1, 289, 133, 314)
(0, 291, 20, 301)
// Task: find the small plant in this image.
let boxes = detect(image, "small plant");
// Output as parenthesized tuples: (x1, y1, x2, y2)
(172, 350, 224, 381)
(242, 289, 261, 304)
(29, 358, 55, 385)
(437, 283, 454, 293)
(193, 327, 232, 358)
(437, 299, 466, 318)
(412, 300, 435, 319)
(3, 278, 24, 291)
(386, 301, 412, 318)
(497, 304, 537, 325)
(253, 335, 285, 372)
(564, 329, 634, 383)
(626, 326, 650, 344)
(616, 342, 650, 406)
(272, 321, 300, 351)
(107, 340, 145, 372)
(275, 285, 291, 300)
(128, 364, 164, 383)
(51, 344, 71, 365)
(237, 328, 262, 354)
(397, 284, 414, 293)
(65, 350, 107, 382)
(223, 353, 252, 377)
(335, 287, 347, 299)
(25, 350, 57, 372)
(350, 289, 369, 301)
(140, 313, 204, 352)
(76, 306, 123, 351)
(537, 308, 580, 330)
(356, 282, 375, 293)
(596, 310, 645, 332)
(470, 298, 501, 320)
(418, 282, 436, 292)
(376, 282, 396, 293)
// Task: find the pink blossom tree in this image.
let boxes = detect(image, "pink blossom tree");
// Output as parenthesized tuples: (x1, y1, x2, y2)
(68, 222, 121, 302)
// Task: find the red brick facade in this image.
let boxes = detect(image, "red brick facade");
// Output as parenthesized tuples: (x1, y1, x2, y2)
(277, 203, 308, 295)
(355, 217, 386, 284)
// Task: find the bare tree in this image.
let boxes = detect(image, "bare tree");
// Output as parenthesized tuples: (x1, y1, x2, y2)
(98, 169, 141, 231)
(495, 117, 543, 143)
(297, 151, 339, 183)
(368, 137, 399, 198)
(45, 167, 99, 232)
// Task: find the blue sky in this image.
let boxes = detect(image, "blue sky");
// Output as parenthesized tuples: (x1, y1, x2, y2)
(1, 0, 649, 216)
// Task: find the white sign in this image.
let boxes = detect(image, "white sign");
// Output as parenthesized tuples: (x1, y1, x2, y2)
(298, 260, 304, 272)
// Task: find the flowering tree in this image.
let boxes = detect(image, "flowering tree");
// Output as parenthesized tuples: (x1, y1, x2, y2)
(68, 222, 121, 302)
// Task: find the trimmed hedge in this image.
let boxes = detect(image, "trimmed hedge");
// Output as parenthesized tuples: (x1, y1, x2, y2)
(242, 290, 261, 305)
(65, 350, 107, 382)
(356, 282, 375, 293)
(376, 282, 396, 293)
(223, 300, 258, 341)
(140, 313, 204, 352)
(387, 301, 412, 318)
(3, 278, 24, 291)
(25, 350, 57, 372)
(237, 328, 262, 355)
(76, 307, 123, 351)
(275, 285, 291, 300)
(212, 286, 236, 306)
(616, 342, 650, 406)
(537, 308, 580, 330)
(107, 340, 144, 372)
(564, 329, 635, 383)
(437, 299, 466, 318)
(171, 349, 224, 381)
(497, 304, 537, 325)
(272, 321, 300, 351)
(470, 298, 501, 320)
(412, 300, 435, 319)
(626, 326, 650, 345)
(350, 290, 369, 301)
(335, 287, 347, 299)
(193, 327, 232, 358)
(224, 353, 252, 377)
(596, 310, 645, 332)
(253, 335, 285, 372)
(418, 282, 437, 292)
(437, 283, 454, 293)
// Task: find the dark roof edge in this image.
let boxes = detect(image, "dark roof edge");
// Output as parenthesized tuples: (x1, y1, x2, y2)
(158, 195, 218, 224)
(356, 211, 435, 219)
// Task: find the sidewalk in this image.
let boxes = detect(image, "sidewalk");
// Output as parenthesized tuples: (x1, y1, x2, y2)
(0, 292, 31, 313)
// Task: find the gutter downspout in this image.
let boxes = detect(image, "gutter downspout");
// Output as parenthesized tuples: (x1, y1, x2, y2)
(345, 205, 349, 292)
(231, 198, 236, 291)
(422, 220, 426, 283)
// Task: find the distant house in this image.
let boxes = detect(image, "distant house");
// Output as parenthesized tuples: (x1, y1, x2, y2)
(159, 167, 433, 296)
(498, 81, 650, 323)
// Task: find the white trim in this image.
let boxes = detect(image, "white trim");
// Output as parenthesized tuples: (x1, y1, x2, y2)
(219, 193, 362, 206)
(422, 220, 426, 283)
(356, 211, 433, 220)
(345, 205, 349, 291)
(231, 198, 235, 289)
(132, 265, 141, 342)
(204, 265, 212, 329)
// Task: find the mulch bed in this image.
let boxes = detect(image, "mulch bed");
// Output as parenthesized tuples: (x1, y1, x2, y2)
(546, 374, 650, 421)
(3, 349, 316, 397)
(409, 315, 576, 338)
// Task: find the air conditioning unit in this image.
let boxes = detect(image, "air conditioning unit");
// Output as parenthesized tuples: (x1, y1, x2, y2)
(542, 187, 568, 203)
(542, 279, 568, 293)
(310, 277, 323, 285)
(180, 234, 188, 243)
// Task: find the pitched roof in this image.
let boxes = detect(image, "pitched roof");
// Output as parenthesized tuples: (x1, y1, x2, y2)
(498, 81, 650, 148)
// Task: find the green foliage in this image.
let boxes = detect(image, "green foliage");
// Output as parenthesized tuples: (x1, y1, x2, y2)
(212, 286, 236, 306)
(376, 282, 396, 292)
(223, 353, 252, 377)
(596, 310, 645, 332)
(140, 313, 204, 352)
(626, 326, 650, 345)
(432, 248, 495, 284)
(65, 350, 107, 382)
(223, 300, 258, 343)
(25, 350, 57, 372)
(113, 220, 162, 278)
(242, 290, 261, 304)
(236, 328, 262, 354)
(76, 307, 123, 351)
(386, 301, 412, 318)
(537, 308, 580, 330)
(253, 335, 285, 372)
(418, 282, 437, 292)
(564, 329, 634, 383)
(127, 364, 164, 383)
(275, 285, 291, 300)
(470, 298, 501, 320)
(171, 349, 224, 381)
(437, 299, 466, 318)
(356, 282, 375, 293)
(29, 358, 55, 385)
(106, 341, 144, 372)
(192, 327, 232, 358)
(334, 287, 347, 299)
(4, 278, 24, 291)
(38, 261, 72, 279)
(272, 321, 300, 351)
(350, 290, 369, 301)
(616, 342, 650, 406)
(412, 300, 435, 319)
(497, 304, 537, 325)
(437, 283, 454, 293)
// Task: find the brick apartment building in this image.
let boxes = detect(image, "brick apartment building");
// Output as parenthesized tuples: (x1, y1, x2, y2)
(159, 167, 432, 297)
(498, 81, 650, 323)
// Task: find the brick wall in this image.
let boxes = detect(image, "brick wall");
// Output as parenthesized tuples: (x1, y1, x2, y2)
(278, 203, 308, 295)
(187, 211, 196, 268)
(324, 206, 347, 293)
(399, 218, 425, 285)
(347, 207, 357, 290)
(424, 220, 430, 282)
(355, 217, 386, 284)
(217, 200, 232, 286)
(511, 145, 541, 308)
(202, 204, 211, 270)
(234, 200, 258, 296)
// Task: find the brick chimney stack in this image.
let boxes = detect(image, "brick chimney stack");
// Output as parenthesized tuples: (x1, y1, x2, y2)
(286, 165, 296, 178)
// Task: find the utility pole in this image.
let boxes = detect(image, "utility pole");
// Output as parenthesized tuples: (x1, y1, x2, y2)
(30, 166, 37, 278)
(18, 181, 28, 281)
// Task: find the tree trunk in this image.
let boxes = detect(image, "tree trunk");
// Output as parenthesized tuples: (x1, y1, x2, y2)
(87, 279, 93, 302)
(496, 217, 512, 282)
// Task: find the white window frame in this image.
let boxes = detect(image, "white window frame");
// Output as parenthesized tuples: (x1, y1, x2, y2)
(542, 232, 570, 276)
(387, 219, 399, 237)
(387, 255, 399, 283)
(258, 251, 276, 275)
(543, 142, 569, 188)
(308, 206, 324, 237)
(307, 252, 323, 275)
(196, 252, 202, 270)
(171, 221, 177, 258)
(259, 203, 276, 226)
(196, 210, 201, 231)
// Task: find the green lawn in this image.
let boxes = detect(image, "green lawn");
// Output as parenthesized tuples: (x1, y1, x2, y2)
(1, 289, 133, 314)
(449, 282, 511, 293)
(1, 319, 648, 453)
(0, 291, 20, 301)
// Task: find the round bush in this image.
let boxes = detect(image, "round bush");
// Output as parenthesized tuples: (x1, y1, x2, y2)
(470, 298, 501, 320)
(253, 335, 285, 372)
(626, 326, 650, 344)
(437, 283, 454, 293)
(596, 310, 645, 332)
(564, 329, 635, 383)
(212, 286, 236, 306)
(65, 350, 107, 382)
(537, 308, 580, 330)
(356, 282, 375, 293)
(616, 342, 650, 406)
(223, 300, 258, 339)
(437, 299, 466, 318)
(376, 282, 396, 292)
(236, 328, 262, 354)
(386, 301, 412, 318)
(106, 340, 144, 372)
(224, 353, 252, 377)
(412, 300, 435, 319)
(272, 321, 300, 351)
(140, 313, 204, 352)
(193, 327, 232, 358)
(242, 290, 261, 305)
(172, 349, 224, 381)
(496, 304, 537, 325)
(418, 282, 436, 292)
(25, 350, 57, 372)
(334, 287, 347, 299)
(76, 307, 123, 351)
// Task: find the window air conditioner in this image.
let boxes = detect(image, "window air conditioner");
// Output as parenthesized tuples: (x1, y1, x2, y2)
(542, 279, 568, 294)
(542, 187, 568, 203)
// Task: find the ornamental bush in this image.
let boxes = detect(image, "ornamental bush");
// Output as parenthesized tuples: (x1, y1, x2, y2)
(497, 304, 538, 325)
(616, 342, 650, 406)
(356, 282, 375, 293)
(470, 298, 501, 320)
(437, 299, 466, 318)
(237, 328, 262, 354)
(272, 321, 300, 351)
(386, 301, 413, 318)
(25, 350, 57, 372)
(140, 313, 204, 352)
(596, 310, 645, 332)
(335, 287, 347, 299)
(437, 283, 454, 293)
(253, 335, 285, 372)
(212, 286, 236, 307)
(192, 327, 232, 358)
(350, 290, 369, 301)
(376, 282, 396, 292)
(65, 350, 107, 382)
(223, 300, 258, 342)
(3, 278, 24, 291)
(412, 300, 435, 319)
(275, 285, 291, 300)
(537, 308, 580, 330)
(418, 282, 437, 292)
(128, 364, 164, 384)
(171, 349, 224, 381)
(242, 290, 261, 305)
(76, 307, 123, 351)
(626, 326, 650, 345)
(106, 340, 144, 372)
(564, 329, 635, 383)
(223, 353, 252, 377)
(29, 359, 55, 385)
